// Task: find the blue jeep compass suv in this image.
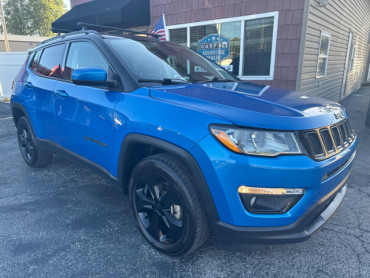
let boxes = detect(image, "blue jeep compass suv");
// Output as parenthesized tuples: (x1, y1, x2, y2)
(11, 25, 357, 256)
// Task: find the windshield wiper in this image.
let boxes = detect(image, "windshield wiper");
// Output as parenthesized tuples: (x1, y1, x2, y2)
(194, 77, 235, 83)
(138, 78, 190, 85)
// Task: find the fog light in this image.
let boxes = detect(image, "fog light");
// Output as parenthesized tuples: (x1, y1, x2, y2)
(238, 186, 304, 214)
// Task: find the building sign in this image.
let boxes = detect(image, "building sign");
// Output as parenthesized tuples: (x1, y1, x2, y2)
(198, 34, 230, 63)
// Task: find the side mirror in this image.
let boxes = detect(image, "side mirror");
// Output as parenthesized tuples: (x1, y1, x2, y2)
(72, 68, 116, 88)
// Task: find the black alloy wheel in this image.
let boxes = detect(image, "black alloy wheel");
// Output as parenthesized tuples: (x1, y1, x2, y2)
(18, 124, 35, 164)
(134, 174, 184, 245)
(17, 117, 52, 167)
(129, 154, 209, 256)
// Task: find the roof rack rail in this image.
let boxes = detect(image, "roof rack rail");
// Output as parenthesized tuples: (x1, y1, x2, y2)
(51, 27, 75, 34)
(42, 29, 101, 45)
(77, 22, 160, 39)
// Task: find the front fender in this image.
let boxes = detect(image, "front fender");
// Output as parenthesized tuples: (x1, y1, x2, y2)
(116, 133, 219, 222)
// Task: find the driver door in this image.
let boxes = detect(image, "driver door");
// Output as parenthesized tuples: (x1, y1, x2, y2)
(54, 41, 120, 172)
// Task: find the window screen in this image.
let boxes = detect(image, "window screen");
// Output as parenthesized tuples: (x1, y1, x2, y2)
(37, 44, 66, 79)
(65, 42, 109, 80)
(190, 24, 218, 51)
(243, 17, 274, 76)
(189, 22, 241, 74)
(350, 47, 356, 71)
(169, 28, 187, 47)
(316, 32, 331, 77)
(220, 21, 241, 75)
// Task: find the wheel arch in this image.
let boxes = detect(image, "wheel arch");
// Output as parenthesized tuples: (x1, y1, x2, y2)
(117, 134, 219, 222)
(11, 102, 29, 127)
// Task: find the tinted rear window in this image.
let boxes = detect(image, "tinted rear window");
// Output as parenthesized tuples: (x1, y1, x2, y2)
(37, 44, 66, 79)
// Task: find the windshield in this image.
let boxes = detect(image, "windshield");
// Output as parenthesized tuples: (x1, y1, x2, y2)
(107, 38, 238, 85)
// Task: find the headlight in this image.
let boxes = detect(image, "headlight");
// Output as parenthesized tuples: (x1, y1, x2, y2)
(210, 125, 302, 156)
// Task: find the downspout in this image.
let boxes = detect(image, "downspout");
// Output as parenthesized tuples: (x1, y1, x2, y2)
(296, 0, 310, 92)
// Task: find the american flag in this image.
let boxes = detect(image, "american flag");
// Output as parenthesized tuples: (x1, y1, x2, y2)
(151, 15, 166, 41)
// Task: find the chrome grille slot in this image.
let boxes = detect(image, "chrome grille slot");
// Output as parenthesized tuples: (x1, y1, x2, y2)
(320, 128, 334, 153)
(339, 123, 347, 143)
(347, 119, 354, 137)
(330, 126, 341, 148)
(303, 119, 356, 160)
(344, 120, 352, 143)
(304, 131, 324, 157)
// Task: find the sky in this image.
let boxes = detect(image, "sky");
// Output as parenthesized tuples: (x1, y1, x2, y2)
(63, 0, 71, 10)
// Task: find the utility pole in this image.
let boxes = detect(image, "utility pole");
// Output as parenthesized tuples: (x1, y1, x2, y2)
(0, 0, 10, 52)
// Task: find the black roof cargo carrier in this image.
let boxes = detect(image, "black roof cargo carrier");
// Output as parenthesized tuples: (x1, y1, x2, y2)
(52, 0, 150, 33)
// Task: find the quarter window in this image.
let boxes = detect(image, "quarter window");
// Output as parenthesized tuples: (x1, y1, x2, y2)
(30, 51, 41, 73)
(65, 42, 109, 80)
(37, 44, 66, 79)
(316, 32, 331, 78)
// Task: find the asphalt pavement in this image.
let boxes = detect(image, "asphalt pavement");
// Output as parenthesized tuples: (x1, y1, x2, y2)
(0, 88, 369, 278)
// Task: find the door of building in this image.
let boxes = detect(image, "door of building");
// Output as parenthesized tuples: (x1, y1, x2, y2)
(367, 47, 370, 83)
(340, 32, 353, 98)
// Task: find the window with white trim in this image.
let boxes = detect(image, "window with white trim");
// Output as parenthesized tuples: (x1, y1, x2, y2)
(316, 32, 331, 78)
(166, 12, 278, 80)
(350, 46, 356, 71)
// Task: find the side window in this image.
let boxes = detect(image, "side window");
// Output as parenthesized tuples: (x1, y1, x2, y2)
(316, 32, 331, 78)
(350, 46, 356, 71)
(30, 51, 41, 73)
(65, 42, 109, 80)
(37, 44, 66, 79)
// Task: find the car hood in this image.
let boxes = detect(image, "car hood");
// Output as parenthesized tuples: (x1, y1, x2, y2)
(149, 82, 347, 130)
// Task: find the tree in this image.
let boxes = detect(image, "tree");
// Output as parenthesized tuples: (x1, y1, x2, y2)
(31, 0, 66, 37)
(2, 0, 65, 37)
(2, 0, 31, 35)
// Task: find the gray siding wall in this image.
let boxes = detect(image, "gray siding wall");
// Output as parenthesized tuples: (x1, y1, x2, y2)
(298, 0, 370, 101)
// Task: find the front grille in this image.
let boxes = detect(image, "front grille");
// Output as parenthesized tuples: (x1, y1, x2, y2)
(302, 119, 355, 160)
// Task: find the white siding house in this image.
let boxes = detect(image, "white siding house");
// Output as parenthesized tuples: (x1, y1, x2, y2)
(297, 0, 370, 101)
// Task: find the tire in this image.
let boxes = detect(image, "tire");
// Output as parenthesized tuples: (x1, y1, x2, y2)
(17, 116, 52, 168)
(129, 153, 209, 256)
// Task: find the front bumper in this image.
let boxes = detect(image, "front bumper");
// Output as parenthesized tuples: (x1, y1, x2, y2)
(213, 182, 348, 247)
(190, 133, 357, 245)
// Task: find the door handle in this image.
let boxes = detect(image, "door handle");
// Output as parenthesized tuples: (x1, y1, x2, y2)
(55, 90, 69, 98)
(25, 82, 33, 88)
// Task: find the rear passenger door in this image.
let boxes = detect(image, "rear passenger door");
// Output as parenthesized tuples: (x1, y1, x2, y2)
(54, 41, 121, 173)
(26, 44, 66, 142)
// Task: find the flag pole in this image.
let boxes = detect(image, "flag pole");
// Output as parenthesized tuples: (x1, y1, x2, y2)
(163, 13, 168, 41)
(0, 0, 10, 52)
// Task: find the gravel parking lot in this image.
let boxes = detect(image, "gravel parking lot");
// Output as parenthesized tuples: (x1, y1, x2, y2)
(0, 88, 369, 278)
